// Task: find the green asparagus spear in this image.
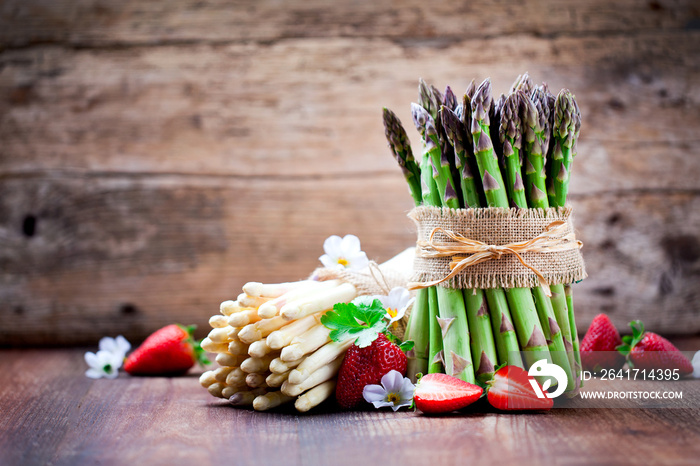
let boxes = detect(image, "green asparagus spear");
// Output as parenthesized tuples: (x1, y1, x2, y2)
(382, 108, 430, 380)
(497, 90, 573, 387)
(441, 105, 499, 381)
(491, 93, 506, 165)
(510, 72, 534, 95)
(427, 286, 444, 374)
(470, 78, 551, 369)
(411, 103, 461, 210)
(565, 283, 581, 389)
(547, 90, 583, 389)
(548, 90, 580, 208)
(412, 100, 475, 383)
(442, 104, 522, 371)
(441, 106, 480, 209)
(383, 108, 423, 206)
(443, 85, 458, 111)
(419, 78, 442, 121)
(498, 92, 527, 207)
(518, 89, 576, 390)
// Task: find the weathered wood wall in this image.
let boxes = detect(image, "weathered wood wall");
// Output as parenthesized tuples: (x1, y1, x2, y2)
(1, 0, 699, 345)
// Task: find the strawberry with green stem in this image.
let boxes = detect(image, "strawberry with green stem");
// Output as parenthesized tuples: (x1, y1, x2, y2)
(617, 320, 693, 376)
(124, 324, 209, 375)
(321, 299, 412, 409)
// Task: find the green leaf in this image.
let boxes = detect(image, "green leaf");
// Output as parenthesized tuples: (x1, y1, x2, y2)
(320, 301, 388, 348)
(193, 339, 211, 366)
(398, 340, 415, 352)
(616, 343, 631, 357)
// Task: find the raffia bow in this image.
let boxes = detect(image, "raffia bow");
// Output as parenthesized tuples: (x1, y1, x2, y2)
(408, 220, 583, 296)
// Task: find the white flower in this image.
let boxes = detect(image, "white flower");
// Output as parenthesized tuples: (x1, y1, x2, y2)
(693, 350, 700, 379)
(99, 335, 131, 359)
(319, 235, 369, 271)
(377, 287, 415, 327)
(85, 350, 124, 379)
(362, 370, 415, 411)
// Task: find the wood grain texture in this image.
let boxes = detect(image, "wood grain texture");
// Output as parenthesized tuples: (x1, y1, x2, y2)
(2, 0, 698, 47)
(1, 0, 699, 344)
(1, 348, 699, 466)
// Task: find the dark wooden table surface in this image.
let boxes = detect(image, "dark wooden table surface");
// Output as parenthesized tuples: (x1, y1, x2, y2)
(2, 345, 699, 466)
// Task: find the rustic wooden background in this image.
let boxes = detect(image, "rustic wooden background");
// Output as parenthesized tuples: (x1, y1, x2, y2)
(1, 0, 699, 345)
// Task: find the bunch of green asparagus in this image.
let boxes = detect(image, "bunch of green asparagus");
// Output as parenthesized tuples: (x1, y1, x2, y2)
(383, 73, 582, 393)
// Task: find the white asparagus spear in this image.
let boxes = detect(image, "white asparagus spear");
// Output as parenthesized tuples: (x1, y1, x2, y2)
(266, 371, 290, 388)
(227, 327, 241, 340)
(282, 356, 343, 397)
(288, 339, 354, 385)
(295, 380, 337, 413)
(215, 352, 245, 367)
(229, 389, 266, 407)
(199, 370, 217, 388)
(266, 314, 320, 349)
(269, 356, 304, 374)
(280, 282, 357, 320)
(280, 324, 331, 362)
(257, 280, 340, 318)
(207, 382, 225, 398)
(220, 300, 250, 316)
(248, 339, 272, 358)
(246, 372, 267, 388)
(221, 385, 244, 399)
(238, 316, 289, 343)
(240, 354, 275, 374)
(209, 315, 229, 329)
(253, 391, 295, 411)
(207, 327, 232, 343)
(200, 338, 230, 353)
(225, 367, 247, 386)
(228, 309, 262, 327)
(242, 280, 315, 299)
(213, 366, 235, 383)
(237, 293, 270, 309)
(227, 339, 248, 355)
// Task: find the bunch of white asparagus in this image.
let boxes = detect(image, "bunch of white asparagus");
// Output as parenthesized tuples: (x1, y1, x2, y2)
(199, 278, 358, 412)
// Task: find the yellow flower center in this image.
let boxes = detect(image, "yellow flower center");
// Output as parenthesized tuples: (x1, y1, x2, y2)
(387, 393, 401, 404)
(337, 257, 349, 267)
(387, 308, 398, 319)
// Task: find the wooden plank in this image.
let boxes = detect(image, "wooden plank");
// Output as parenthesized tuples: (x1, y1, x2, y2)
(0, 176, 417, 345)
(573, 191, 700, 335)
(0, 348, 698, 465)
(1, 0, 696, 48)
(1, 31, 699, 192)
(1, 176, 698, 346)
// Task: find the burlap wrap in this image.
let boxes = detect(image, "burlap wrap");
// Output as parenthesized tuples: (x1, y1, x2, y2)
(409, 206, 587, 290)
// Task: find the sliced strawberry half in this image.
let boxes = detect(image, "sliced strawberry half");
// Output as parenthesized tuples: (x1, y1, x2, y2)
(487, 365, 553, 411)
(413, 373, 483, 414)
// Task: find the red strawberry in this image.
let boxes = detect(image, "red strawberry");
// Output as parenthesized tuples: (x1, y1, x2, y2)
(413, 373, 483, 414)
(487, 365, 554, 411)
(580, 314, 625, 372)
(124, 324, 207, 375)
(618, 320, 693, 376)
(336, 333, 407, 409)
